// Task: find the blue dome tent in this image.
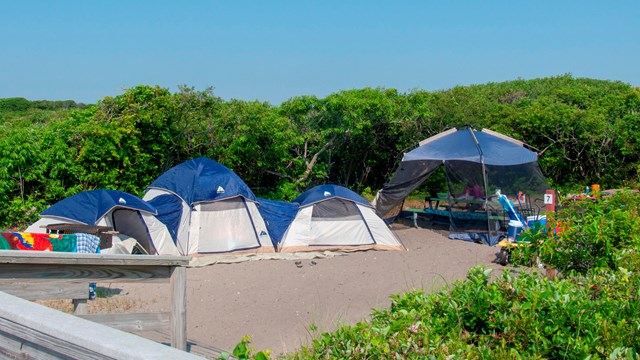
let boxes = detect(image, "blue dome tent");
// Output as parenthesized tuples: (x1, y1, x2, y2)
(143, 157, 274, 255)
(277, 184, 405, 253)
(26, 189, 178, 255)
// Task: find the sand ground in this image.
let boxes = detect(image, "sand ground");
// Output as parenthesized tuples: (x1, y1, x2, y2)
(111, 223, 502, 356)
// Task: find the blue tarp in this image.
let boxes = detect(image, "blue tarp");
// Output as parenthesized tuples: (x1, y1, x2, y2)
(257, 198, 299, 247)
(402, 129, 537, 166)
(448, 233, 503, 246)
(40, 189, 157, 225)
(294, 184, 371, 208)
(147, 157, 257, 204)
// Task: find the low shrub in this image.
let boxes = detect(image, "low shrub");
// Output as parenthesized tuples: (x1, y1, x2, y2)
(511, 190, 640, 274)
(289, 266, 640, 359)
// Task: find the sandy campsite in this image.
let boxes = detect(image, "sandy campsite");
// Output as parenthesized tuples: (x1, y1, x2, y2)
(108, 223, 503, 356)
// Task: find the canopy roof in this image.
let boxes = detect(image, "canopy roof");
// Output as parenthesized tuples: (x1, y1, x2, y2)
(147, 157, 257, 205)
(294, 184, 371, 208)
(403, 128, 537, 165)
(40, 189, 157, 225)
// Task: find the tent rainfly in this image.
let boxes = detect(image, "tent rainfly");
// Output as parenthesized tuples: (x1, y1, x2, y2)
(143, 157, 274, 255)
(373, 127, 548, 238)
(26, 189, 179, 255)
(276, 184, 405, 253)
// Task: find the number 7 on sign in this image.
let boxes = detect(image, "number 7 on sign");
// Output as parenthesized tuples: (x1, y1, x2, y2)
(544, 194, 553, 204)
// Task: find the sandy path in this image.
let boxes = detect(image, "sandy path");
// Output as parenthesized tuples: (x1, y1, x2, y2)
(113, 225, 502, 356)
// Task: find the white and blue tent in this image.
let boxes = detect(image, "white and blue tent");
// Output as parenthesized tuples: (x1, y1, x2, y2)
(276, 185, 405, 253)
(26, 189, 179, 255)
(143, 157, 274, 255)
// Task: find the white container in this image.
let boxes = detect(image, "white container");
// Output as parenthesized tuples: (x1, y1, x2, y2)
(527, 215, 547, 227)
(507, 220, 523, 239)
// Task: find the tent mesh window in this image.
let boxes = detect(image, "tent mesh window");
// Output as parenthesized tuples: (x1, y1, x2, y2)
(440, 160, 547, 234)
(311, 199, 362, 221)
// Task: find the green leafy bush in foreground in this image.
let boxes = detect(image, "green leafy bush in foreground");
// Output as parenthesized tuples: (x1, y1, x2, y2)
(288, 266, 640, 359)
(511, 190, 640, 274)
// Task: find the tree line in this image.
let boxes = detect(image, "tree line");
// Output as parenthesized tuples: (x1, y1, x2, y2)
(1, 75, 639, 228)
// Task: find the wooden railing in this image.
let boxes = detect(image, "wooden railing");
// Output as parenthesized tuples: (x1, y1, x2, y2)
(0, 251, 191, 351)
(0, 290, 203, 359)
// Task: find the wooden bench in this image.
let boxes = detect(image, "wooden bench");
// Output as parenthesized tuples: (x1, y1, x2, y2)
(426, 194, 502, 211)
(403, 207, 506, 228)
(0, 251, 191, 350)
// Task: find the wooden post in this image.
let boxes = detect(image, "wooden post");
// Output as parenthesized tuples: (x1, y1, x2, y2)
(73, 298, 88, 315)
(544, 189, 556, 213)
(544, 189, 558, 279)
(170, 266, 187, 350)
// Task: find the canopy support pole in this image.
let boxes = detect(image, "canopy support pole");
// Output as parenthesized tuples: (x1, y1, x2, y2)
(468, 128, 493, 238)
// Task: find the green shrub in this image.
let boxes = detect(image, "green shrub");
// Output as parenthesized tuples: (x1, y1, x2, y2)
(511, 190, 640, 274)
(289, 266, 640, 359)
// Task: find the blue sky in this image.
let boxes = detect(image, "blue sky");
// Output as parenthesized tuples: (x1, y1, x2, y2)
(1, 1, 638, 105)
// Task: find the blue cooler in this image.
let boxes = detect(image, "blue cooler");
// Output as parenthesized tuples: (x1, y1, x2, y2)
(507, 220, 523, 239)
(527, 215, 547, 228)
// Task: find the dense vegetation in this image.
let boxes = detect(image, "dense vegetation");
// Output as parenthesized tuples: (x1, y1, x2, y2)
(1, 75, 639, 230)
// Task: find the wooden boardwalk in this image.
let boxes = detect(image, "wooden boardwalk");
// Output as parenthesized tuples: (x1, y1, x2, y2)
(0, 250, 233, 358)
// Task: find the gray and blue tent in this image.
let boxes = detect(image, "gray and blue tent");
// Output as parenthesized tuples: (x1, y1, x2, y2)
(143, 157, 274, 255)
(373, 127, 548, 241)
(26, 189, 179, 255)
(276, 184, 405, 252)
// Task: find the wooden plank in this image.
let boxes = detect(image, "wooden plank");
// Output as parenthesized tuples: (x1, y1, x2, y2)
(137, 330, 234, 360)
(0, 263, 172, 283)
(171, 266, 188, 350)
(73, 299, 88, 315)
(0, 291, 203, 359)
(0, 326, 73, 360)
(0, 318, 110, 360)
(79, 312, 170, 332)
(0, 251, 191, 267)
(0, 282, 88, 301)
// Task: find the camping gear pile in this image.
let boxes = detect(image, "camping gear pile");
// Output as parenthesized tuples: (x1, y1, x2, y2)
(20, 157, 404, 256)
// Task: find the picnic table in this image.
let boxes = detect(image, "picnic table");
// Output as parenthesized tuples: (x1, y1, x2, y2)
(45, 223, 117, 249)
(426, 193, 500, 211)
(406, 192, 540, 231)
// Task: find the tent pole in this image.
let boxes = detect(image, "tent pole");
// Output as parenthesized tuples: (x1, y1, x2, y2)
(468, 128, 493, 238)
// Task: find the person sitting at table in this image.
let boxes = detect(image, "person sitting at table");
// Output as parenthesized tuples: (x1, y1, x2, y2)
(457, 182, 484, 211)
(457, 182, 483, 199)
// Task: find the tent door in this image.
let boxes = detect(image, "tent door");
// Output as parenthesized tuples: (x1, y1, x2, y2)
(111, 209, 156, 254)
(193, 198, 260, 253)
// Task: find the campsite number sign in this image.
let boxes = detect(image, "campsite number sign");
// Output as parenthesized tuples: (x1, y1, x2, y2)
(544, 193, 553, 205)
